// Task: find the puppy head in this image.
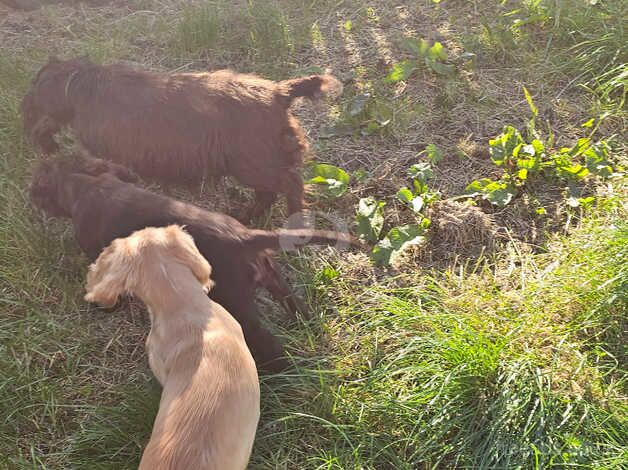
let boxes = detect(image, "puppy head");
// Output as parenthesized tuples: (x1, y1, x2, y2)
(84, 225, 213, 308)
(29, 159, 69, 216)
(21, 56, 91, 146)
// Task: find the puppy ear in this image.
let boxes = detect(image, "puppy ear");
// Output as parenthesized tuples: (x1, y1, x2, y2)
(84, 242, 131, 308)
(167, 226, 214, 293)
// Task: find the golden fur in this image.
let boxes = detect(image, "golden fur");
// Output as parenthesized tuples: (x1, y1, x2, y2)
(84, 225, 260, 470)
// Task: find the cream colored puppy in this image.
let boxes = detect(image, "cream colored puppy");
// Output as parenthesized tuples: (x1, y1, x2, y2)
(84, 225, 260, 470)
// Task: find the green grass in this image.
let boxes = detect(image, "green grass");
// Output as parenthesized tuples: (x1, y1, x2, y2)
(175, 0, 303, 75)
(260, 211, 626, 468)
(0, 0, 626, 468)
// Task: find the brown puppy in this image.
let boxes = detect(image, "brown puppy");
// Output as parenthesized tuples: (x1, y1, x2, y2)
(22, 57, 342, 225)
(85, 225, 260, 470)
(30, 155, 355, 372)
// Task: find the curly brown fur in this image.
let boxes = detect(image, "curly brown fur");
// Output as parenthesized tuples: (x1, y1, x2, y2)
(22, 57, 342, 225)
(30, 156, 354, 372)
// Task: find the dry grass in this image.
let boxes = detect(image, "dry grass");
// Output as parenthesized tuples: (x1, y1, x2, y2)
(426, 199, 497, 260)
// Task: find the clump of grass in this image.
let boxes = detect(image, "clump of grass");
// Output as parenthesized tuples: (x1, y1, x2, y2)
(427, 199, 496, 259)
(177, 3, 221, 54)
(175, 0, 296, 68)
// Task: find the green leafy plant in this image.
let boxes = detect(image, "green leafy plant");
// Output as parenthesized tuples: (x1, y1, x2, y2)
(465, 91, 616, 209)
(305, 163, 350, 198)
(320, 92, 396, 138)
(386, 38, 456, 83)
(465, 178, 517, 207)
(355, 197, 385, 243)
(355, 161, 438, 266)
(371, 224, 427, 266)
(423, 143, 443, 165)
(396, 187, 424, 213)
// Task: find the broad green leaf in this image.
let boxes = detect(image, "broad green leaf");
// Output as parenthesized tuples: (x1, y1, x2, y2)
(349, 93, 370, 117)
(570, 137, 592, 157)
(371, 224, 427, 266)
(566, 182, 583, 207)
(343, 20, 353, 31)
(517, 168, 528, 180)
(408, 162, 433, 184)
(584, 142, 613, 178)
(531, 138, 545, 155)
(385, 60, 418, 83)
(396, 187, 414, 204)
(489, 126, 523, 166)
(465, 178, 493, 195)
(556, 163, 589, 180)
(486, 184, 516, 206)
(396, 187, 424, 213)
(403, 37, 429, 57)
(581, 118, 595, 128)
(465, 178, 516, 206)
(427, 41, 448, 61)
(425, 143, 443, 164)
(517, 158, 537, 169)
(413, 179, 427, 195)
(423, 191, 441, 205)
(355, 197, 385, 243)
(305, 163, 350, 197)
(535, 207, 547, 215)
(512, 143, 524, 158)
(425, 58, 456, 76)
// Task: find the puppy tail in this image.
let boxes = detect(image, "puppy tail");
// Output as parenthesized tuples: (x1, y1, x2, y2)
(244, 229, 357, 252)
(279, 74, 343, 105)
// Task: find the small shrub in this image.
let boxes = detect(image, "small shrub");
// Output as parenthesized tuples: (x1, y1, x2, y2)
(465, 90, 618, 209)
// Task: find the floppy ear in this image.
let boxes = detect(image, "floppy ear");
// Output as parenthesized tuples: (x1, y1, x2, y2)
(30, 159, 67, 216)
(168, 226, 214, 293)
(84, 241, 132, 308)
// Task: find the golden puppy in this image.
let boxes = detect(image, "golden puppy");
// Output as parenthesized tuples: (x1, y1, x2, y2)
(84, 225, 260, 470)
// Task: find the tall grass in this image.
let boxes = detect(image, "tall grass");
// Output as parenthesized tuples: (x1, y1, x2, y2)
(175, 0, 296, 70)
(247, 209, 625, 468)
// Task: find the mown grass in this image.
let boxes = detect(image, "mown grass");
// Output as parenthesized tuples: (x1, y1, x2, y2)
(0, 0, 626, 469)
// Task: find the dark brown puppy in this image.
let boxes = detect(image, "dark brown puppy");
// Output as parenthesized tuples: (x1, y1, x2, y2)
(22, 57, 342, 226)
(30, 156, 353, 372)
